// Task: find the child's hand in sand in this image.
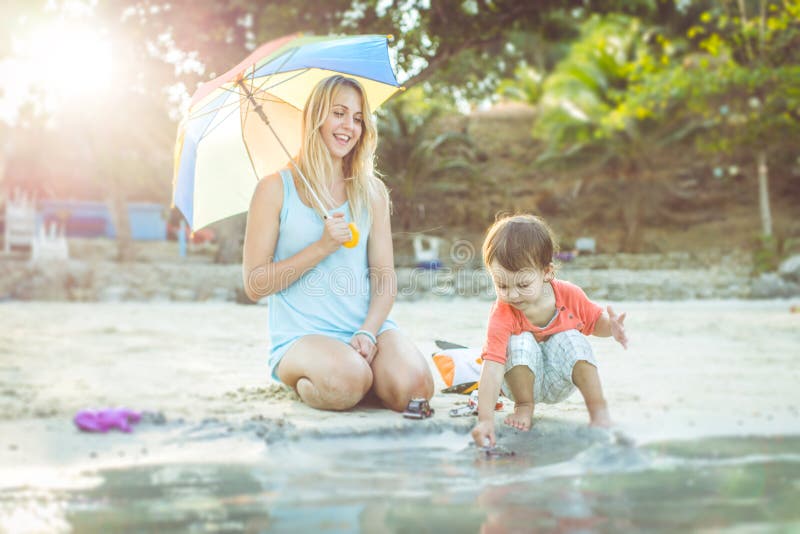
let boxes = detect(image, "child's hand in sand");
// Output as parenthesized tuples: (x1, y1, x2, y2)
(471, 420, 496, 448)
(350, 332, 377, 364)
(607, 305, 628, 349)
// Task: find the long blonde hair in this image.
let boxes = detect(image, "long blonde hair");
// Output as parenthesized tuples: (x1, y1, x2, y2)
(295, 75, 386, 225)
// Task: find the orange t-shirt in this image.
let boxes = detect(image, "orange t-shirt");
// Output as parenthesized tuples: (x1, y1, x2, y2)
(481, 279, 603, 365)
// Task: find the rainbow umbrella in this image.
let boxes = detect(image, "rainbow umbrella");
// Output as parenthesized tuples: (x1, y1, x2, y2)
(172, 33, 402, 237)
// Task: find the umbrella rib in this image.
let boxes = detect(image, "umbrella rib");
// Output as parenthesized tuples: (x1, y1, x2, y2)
(187, 46, 312, 122)
(187, 96, 245, 121)
(187, 92, 289, 122)
(183, 53, 310, 180)
(244, 69, 310, 108)
(237, 75, 264, 188)
(188, 88, 290, 142)
(236, 76, 330, 216)
(242, 44, 308, 112)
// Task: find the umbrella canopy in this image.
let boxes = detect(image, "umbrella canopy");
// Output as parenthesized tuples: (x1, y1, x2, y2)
(173, 33, 402, 231)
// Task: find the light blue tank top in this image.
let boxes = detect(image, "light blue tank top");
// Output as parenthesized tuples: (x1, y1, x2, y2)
(267, 169, 397, 378)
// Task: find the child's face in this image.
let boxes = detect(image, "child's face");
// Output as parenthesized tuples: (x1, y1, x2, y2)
(489, 260, 553, 309)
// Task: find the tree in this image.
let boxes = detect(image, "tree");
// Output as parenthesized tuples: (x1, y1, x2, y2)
(529, 14, 710, 251)
(615, 0, 800, 262)
(377, 87, 478, 230)
(0, 0, 267, 260)
(679, 0, 800, 240)
(2, 0, 698, 261)
(197, 0, 661, 98)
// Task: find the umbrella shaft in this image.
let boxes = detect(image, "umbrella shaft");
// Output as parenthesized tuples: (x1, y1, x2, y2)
(238, 79, 330, 218)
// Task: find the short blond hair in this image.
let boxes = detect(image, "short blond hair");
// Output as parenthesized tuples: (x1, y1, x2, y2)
(482, 214, 558, 271)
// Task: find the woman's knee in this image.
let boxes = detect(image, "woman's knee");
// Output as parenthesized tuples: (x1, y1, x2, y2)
(381, 366, 434, 411)
(288, 351, 373, 411)
(389, 367, 433, 394)
(316, 361, 373, 410)
(412, 365, 435, 397)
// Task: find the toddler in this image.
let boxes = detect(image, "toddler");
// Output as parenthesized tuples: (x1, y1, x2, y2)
(471, 214, 628, 447)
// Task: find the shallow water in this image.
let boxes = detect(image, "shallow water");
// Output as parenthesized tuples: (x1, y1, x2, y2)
(2, 432, 799, 533)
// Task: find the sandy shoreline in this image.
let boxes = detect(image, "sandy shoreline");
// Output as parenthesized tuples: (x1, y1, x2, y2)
(2, 298, 799, 486)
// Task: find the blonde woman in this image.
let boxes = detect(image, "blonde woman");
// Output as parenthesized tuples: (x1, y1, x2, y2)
(242, 75, 434, 412)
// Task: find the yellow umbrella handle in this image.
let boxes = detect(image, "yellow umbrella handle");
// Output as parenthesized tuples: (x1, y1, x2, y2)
(343, 222, 359, 248)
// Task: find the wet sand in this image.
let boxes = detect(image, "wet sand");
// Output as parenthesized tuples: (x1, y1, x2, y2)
(1, 299, 799, 485)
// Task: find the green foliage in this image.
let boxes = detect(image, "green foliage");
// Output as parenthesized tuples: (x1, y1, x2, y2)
(224, 0, 677, 98)
(661, 1, 800, 239)
(676, 1, 800, 158)
(753, 234, 780, 274)
(529, 13, 714, 250)
(376, 86, 477, 230)
(496, 64, 544, 105)
(4, 0, 797, 253)
(533, 14, 697, 165)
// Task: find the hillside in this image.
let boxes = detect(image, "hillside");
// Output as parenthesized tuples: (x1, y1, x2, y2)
(390, 103, 799, 259)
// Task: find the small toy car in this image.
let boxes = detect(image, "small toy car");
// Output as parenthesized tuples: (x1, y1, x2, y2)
(480, 446, 516, 458)
(449, 390, 504, 417)
(402, 397, 434, 419)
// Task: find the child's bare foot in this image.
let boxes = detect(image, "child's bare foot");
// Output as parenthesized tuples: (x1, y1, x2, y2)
(504, 402, 534, 431)
(588, 405, 612, 428)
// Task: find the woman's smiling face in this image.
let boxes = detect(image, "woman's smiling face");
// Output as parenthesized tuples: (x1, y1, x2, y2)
(319, 85, 363, 161)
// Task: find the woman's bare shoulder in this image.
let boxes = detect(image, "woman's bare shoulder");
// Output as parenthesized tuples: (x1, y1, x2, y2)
(250, 172, 285, 212)
(368, 175, 390, 203)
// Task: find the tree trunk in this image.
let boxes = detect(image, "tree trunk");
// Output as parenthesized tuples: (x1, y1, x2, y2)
(392, 196, 412, 231)
(108, 175, 134, 262)
(620, 180, 642, 252)
(214, 214, 246, 264)
(756, 149, 772, 237)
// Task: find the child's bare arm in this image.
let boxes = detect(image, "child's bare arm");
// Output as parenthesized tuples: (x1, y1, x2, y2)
(593, 305, 628, 349)
(471, 360, 505, 447)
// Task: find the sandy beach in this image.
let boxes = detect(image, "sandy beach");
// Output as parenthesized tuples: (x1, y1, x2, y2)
(2, 297, 799, 478)
(1, 298, 799, 532)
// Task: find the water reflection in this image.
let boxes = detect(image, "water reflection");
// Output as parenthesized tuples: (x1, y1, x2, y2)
(1, 434, 798, 532)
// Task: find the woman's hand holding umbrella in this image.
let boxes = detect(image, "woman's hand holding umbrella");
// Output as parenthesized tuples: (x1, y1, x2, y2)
(319, 213, 356, 253)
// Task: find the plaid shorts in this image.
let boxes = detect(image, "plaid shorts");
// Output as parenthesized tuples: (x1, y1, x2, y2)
(502, 329, 597, 405)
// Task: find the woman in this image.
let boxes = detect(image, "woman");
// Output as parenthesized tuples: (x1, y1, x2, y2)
(242, 75, 434, 411)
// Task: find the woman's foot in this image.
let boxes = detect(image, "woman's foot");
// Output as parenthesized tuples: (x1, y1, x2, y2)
(504, 402, 534, 431)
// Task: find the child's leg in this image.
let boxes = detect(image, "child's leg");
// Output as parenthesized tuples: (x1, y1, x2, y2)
(572, 361, 611, 427)
(504, 365, 535, 431)
(540, 330, 611, 427)
(502, 332, 542, 431)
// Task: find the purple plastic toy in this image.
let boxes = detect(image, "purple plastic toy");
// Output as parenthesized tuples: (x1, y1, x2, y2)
(74, 408, 142, 433)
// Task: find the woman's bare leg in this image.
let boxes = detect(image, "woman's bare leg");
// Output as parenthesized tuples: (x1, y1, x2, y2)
(370, 329, 434, 412)
(277, 335, 373, 410)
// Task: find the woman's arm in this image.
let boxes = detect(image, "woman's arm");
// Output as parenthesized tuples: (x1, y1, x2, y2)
(360, 180, 396, 336)
(241, 173, 348, 301)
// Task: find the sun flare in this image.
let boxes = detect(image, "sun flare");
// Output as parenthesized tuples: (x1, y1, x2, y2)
(16, 22, 114, 102)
